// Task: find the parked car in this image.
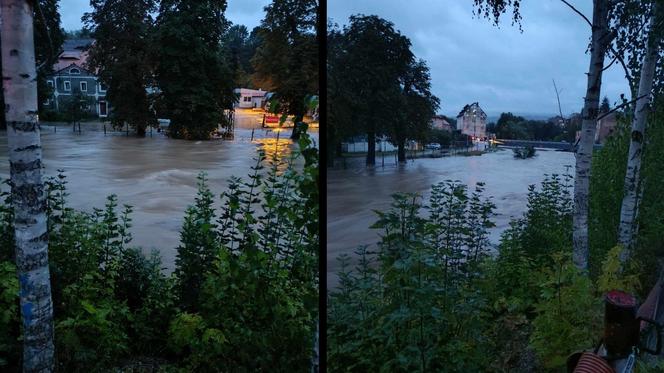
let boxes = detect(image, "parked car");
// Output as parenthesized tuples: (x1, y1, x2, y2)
(425, 143, 441, 150)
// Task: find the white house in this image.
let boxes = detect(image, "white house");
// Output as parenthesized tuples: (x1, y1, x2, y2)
(456, 102, 487, 139)
(234, 88, 267, 109)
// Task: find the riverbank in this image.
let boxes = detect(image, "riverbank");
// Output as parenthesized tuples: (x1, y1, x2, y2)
(327, 148, 574, 288)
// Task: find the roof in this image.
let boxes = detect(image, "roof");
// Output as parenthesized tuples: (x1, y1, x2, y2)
(52, 62, 94, 76)
(457, 102, 486, 118)
(62, 39, 93, 51)
(234, 88, 266, 96)
(51, 39, 94, 73)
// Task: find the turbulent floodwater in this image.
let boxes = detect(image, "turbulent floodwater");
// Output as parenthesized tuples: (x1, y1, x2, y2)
(327, 149, 575, 288)
(0, 109, 317, 272)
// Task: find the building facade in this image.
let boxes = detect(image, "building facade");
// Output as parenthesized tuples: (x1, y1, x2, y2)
(456, 102, 487, 139)
(44, 39, 110, 118)
(431, 115, 452, 131)
(234, 88, 267, 109)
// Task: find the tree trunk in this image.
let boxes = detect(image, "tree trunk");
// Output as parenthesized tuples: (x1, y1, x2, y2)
(397, 140, 406, 163)
(617, 7, 659, 262)
(1, 0, 55, 371)
(290, 114, 304, 140)
(572, 0, 611, 271)
(136, 124, 146, 137)
(366, 130, 376, 166)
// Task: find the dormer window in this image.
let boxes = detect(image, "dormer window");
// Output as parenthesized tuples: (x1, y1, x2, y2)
(69, 68, 80, 75)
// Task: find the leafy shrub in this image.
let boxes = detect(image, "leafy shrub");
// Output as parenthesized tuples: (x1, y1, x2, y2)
(170, 130, 319, 370)
(0, 129, 318, 371)
(329, 181, 496, 372)
(529, 253, 602, 370)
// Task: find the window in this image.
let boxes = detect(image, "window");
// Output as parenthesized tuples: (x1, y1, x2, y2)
(99, 83, 107, 92)
(244, 96, 251, 102)
(69, 68, 80, 75)
(80, 81, 87, 92)
(47, 80, 54, 88)
(64, 81, 71, 91)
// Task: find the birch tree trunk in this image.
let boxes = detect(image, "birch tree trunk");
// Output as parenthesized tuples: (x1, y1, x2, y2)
(572, 0, 612, 271)
(0, 0, 55, 371)
(617, 7, 659, 262)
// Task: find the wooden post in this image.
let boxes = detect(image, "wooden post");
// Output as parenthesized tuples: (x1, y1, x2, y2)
(251, 127, 255, 141)
(103, 124, 106, 135)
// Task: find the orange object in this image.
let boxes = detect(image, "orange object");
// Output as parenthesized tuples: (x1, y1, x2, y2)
(573, 352, 615, 373)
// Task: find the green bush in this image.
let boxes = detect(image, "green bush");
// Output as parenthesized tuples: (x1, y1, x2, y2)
(1, 129, 319, 371)
(329, 182, 496, 372)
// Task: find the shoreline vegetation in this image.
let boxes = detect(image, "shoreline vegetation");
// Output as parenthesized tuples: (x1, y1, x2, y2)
(328, 111, 664, 371)
(0, 131, 319, 371)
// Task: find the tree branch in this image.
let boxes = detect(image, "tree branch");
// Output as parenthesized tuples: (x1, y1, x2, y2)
(560, 0, 593, 28)
(596, 93, 649, 121)
(609, 45, 636, 98)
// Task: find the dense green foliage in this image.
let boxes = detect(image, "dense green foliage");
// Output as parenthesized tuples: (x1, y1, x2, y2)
(513, 145, 537, 158)
(0, 133, 319, 371)
(329, 161, 659, 371)
(223, 25, 263, 89)
(84, 0, 158, 136)
(329, 182, 496, 371)
(327, 15, 439, 166)
(491, 112, 566, 141)
(590, 99, 664, 289)
(154, 0, 236, 140)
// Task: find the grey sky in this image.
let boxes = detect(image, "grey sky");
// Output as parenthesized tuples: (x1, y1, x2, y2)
(328, 0, 630, 118)
(58, 0, 270, 32)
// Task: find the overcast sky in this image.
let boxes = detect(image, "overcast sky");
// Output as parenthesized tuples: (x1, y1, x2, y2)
(329, 0, 630, 119)
(59, 0, 270, 33)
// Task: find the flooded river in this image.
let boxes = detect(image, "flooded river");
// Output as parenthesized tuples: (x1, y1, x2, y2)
(327, 149, 574, 288)
(0, 109, 317, 272)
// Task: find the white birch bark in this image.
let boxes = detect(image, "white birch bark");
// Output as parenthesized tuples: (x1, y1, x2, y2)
(0, 0, 55, 371)
(617, 6, 659, 262)
(572, 0, 612, 271)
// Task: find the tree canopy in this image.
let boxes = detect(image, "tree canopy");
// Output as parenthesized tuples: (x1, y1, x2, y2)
(84, 0, 158, 136)
(253, 0, 318, 139)
(154, 0, 236, 140)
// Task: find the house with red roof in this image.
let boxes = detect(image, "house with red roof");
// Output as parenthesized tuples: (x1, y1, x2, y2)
(44, 39, 111, 118)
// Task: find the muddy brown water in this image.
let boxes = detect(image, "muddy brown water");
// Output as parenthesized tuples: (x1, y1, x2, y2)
(327, 149, 575, 288)
(0, 110, 317, 273)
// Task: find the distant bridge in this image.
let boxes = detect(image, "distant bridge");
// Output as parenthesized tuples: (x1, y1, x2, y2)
(494, 139, 603, 151)
(494, 139, 573, 151)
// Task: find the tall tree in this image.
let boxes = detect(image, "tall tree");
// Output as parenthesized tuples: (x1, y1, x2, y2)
(328, 15, 412, 166)
(155, 0, 235, 140)
(84, 0, 158, 136)
(326, 23, 353, 167)
(599, 96, 611, 113)
(392, 59, 440, 163)
(473, 0, 646, 271)
(253, 0, 318, 140)
(224, 24, 261, 89)
(617, 2, 662, 260)
(1, 0, 55, 370)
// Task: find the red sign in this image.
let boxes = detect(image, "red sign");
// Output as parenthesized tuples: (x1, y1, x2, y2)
(265, 115, 279, 124)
